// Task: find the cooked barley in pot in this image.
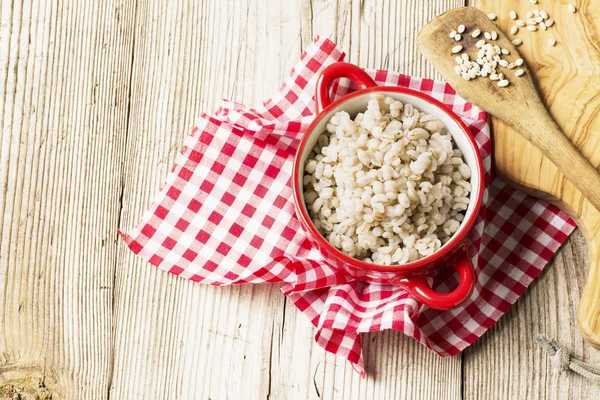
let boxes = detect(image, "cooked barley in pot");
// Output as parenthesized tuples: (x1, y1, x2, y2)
(303, 93, 472, 265)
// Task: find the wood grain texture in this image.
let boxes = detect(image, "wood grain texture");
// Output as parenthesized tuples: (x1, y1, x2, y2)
(112, 0, 300, 398)
(471, 0, 600, 349)
(417, 6, 600, 217)
(0, 0, 136, 398)
(1, 0, 598, 398)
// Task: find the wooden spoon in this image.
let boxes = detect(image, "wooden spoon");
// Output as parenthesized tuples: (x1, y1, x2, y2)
(418, 6, 600, 348)
(417, 7, 600, 214)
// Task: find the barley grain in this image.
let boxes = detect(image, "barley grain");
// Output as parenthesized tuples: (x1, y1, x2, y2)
(510, 10, 517, 19)
(568, 3, 577, 13)
(498, 79, 510, 87)
(451, 45, 463, 54)
(304, 95, 472, 264)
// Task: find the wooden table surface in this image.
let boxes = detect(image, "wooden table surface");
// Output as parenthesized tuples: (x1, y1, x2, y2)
(1, 0, 600, 398)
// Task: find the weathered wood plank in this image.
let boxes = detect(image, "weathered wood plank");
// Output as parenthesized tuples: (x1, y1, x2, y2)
(0, 0, 136, 398)
(112, 0, 303, 398)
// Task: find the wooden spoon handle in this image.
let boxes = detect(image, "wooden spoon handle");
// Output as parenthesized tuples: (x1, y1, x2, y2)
(512, 106, 600, 213)
(578, 237, 600, 348)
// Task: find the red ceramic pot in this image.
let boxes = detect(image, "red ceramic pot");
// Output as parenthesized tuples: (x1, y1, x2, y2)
(292, 62, 485, 310)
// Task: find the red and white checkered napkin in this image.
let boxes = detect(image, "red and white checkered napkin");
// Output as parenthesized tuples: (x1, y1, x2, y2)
(120, 37, 576, 376)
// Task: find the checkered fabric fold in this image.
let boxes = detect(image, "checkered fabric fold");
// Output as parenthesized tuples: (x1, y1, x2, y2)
(120, 37, 575, 376)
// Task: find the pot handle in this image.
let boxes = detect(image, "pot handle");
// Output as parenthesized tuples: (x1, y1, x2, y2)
(315, 62, 377, 113)
(394, 243, 475, 310)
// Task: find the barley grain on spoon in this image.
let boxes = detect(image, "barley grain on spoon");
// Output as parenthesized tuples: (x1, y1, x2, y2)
(515, 69, 525, 77)
(472, 29, 481, 38)
(515, 58, 524, 66)
(488, 13, 497, 20)
(484, 32, 492, 40)
(455, 34, 462, 41)
(449, 30, 457, 38)
(452, 45, 463, 54)
(457, 24, 465, 33)
(498, 79, 510, 87)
